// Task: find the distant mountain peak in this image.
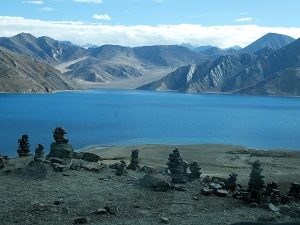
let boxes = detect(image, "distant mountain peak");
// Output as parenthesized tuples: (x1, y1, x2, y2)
(240, 33, 295, 54)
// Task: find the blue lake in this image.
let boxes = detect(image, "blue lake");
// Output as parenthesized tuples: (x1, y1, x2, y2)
(1, 89, 300, 156)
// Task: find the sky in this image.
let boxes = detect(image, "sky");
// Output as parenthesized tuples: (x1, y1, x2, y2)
(0, 0, 300, 48)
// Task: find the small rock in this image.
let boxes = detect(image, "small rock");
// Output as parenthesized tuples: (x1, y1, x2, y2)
(193, 196, 198, 200)
(216, 190, 229, 197)
(160, 216, 170, 224)
(268, 203, 279, 212)
(63, 172, 70, 176)
(104, 205, 118, 215)
(51, 163, 66, 172)
(70, 160, 83, 170)
(74, 217, 88, 224)
(203, 175, 211, 183)
(95, 208, 108, 215)
(53, 199, 64, 205)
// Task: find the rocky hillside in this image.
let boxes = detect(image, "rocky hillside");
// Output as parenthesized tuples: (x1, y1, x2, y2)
(139, 38, 300, 96)
(0, 47, 79, 93)
(0, 33, 87, 66)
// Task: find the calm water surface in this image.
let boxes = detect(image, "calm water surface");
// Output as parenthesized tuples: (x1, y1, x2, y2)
(1, 89, 300, 156)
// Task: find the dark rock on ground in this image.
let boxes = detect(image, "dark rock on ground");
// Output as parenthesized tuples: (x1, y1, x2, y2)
(82, 152, 100, 162)
(74, 217, 89, 224)
(140, 174, 171, 191)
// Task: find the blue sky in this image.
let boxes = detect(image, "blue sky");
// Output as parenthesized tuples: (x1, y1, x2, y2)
(0, 0, 300, 47)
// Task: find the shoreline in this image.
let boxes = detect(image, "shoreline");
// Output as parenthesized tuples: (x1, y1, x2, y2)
(1, 87, 300, 98)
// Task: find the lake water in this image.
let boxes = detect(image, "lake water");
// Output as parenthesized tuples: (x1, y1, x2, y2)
(1, 89, 300, 156)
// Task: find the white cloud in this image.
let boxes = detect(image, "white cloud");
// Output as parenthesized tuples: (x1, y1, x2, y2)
(235, 17, 255, 22)
(93, 14, 111, 21)
(22, 0, 44, 4)
(73, 0, 103, 3)
(40, 7, 57, 12)
(0, 16, 299, 48)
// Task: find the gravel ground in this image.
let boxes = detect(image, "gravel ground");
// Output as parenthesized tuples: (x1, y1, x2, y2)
(1, 145, 300, 225)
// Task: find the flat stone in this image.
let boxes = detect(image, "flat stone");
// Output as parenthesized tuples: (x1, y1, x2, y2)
(209, 183, 222, 190)
(202, 188, 214, 195)
(216, 189, 229, 197)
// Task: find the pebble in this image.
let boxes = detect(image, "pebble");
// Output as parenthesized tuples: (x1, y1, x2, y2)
(160, 216, 170, 224)
(95, 208, 108, 215)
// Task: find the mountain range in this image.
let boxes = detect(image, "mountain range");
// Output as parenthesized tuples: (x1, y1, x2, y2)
(139, 35, 300, 96)
(0, 32, 299, 95)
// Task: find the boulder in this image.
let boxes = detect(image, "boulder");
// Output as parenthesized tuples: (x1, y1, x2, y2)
(140, 174, 171, 191)
(82, 152, 100, 162)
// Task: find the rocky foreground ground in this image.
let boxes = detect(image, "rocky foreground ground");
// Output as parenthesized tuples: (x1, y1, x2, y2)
(0, 144, 300, 225)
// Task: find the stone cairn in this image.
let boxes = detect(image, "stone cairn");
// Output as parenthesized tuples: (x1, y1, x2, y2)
(127, 149, 140, 170)
(116, 160, 127, 176)
(0, 155, 8, 169)
(167, 148, 187, 184)
(247, 160, 266, 203)
(17, 134, 31, 157)
(189, 161, 201, 180)
(288, 182, 300, 199)
(266, 181, 281, 204)
(225, 172, 238, 191)
(34, 144, 46, 162)
(48, 127, 73, 159)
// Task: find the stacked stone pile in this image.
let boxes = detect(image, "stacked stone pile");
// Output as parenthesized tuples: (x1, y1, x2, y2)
(48, 127, 73, 159)
(167, 148, 187, 184)
(127, 149, 140, 170)
(17, 134, 31, 157)
(189, 161, 201, 180)
(34, 144, 46, 162)
(247, 160, 266, 203)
